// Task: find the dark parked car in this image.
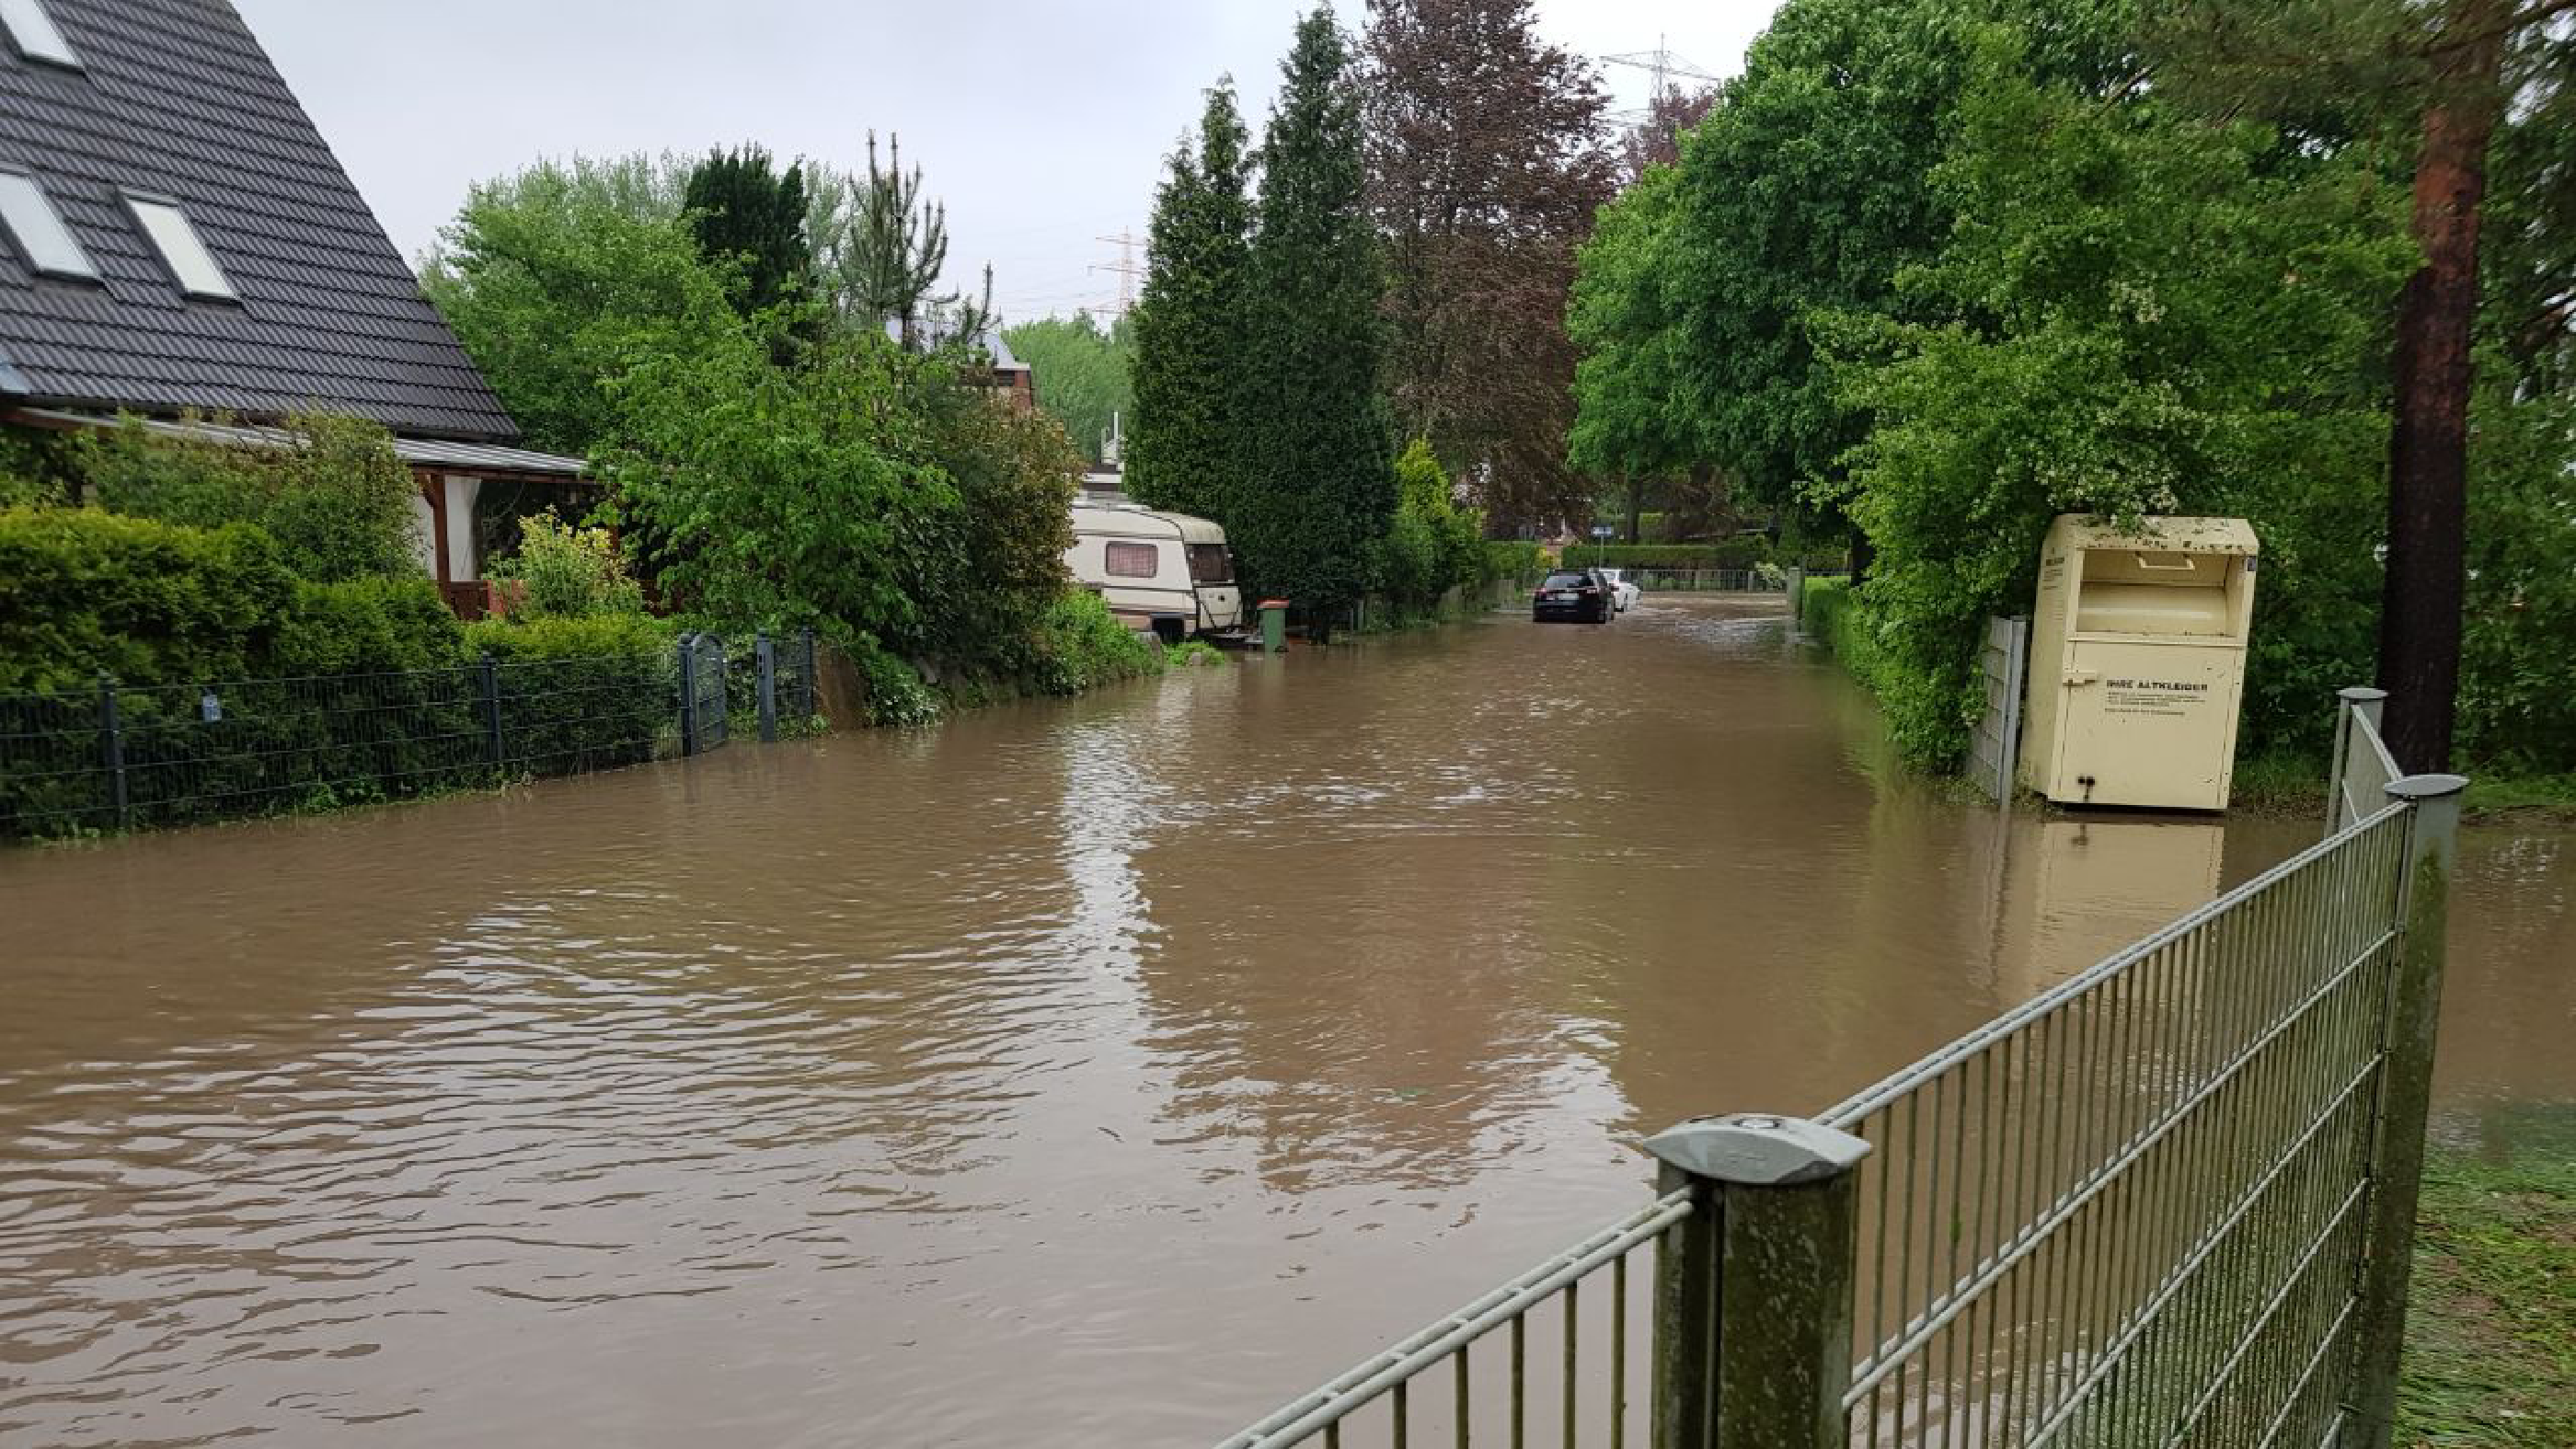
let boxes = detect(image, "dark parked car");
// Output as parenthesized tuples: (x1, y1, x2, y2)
(1533, 569, 1614, 624)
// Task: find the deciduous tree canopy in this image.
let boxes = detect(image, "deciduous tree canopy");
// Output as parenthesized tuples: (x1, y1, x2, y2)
(1362, 0, 1614, 535)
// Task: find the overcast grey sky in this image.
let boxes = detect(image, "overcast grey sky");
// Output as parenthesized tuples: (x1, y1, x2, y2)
(232, 1, 1780, 324)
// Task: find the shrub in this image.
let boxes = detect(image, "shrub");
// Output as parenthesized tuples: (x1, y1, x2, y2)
(487, 510, 642, 618)
(1163, 638, 1227, 668)
(464, 612, 677, 774)
(1483, 539, 1554, 583)
(0, 546, 477, 834)
(275, 577, 466, 677)
(834, 627, 945, 726)
(912, 374, 1082, 673)
(75, 413, 423, 582)
(1028, 590, 1162, 696)
(1800, 578, 1884, 677)
(1369, 441, 1486, 617)
(1562, 540, 1775, 570)
(184, 580, 478, 817)
(0, 506, 297, 694)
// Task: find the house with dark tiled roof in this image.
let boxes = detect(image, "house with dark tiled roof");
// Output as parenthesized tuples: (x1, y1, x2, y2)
(0, 0, 589, 614)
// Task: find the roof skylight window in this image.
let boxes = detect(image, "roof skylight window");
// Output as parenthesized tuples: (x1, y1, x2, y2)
(127, 196, 237, 300)
(0, 0, 81, 69)
(0, 170, 97, 280)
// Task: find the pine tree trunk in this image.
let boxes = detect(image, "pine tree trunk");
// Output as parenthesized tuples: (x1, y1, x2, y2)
(2377, 4, 2504, 773)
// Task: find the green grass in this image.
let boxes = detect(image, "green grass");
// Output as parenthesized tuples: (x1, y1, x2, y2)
(2398, 1138, 2576, 1448)
(2231, 753, 2576, 823)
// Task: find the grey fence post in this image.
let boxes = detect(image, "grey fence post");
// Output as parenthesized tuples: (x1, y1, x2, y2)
(98, 673, 129, 830)
(2327, 686, 2389, 835)
(2343, 772, 2467, 1449)
(1644, 1114, 1869, 1449)
(677, 634, 699, 757)
(477, 651, 504, 768)
(756, 631, 778, 743)
(802, 627, 819, 722)
(1783, 566, 1806, 630)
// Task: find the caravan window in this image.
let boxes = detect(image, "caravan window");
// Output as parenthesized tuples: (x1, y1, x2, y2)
(1105, 541, 1159, 578)
(1187, 544, 1233, 583)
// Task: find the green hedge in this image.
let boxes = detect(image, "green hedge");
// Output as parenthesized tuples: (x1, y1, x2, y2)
(1564, 540, 1770, 569)
(464, 613, 677, 775)
(0, 505, 296, 693)
(1483, 540, 1555, 582)
(1800, 578, 1879, 672)
(1564, 540, 1854, 570)
(0, 509, 692, 836)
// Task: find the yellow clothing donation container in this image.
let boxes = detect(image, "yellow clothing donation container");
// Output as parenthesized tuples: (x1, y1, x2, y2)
(2018, 515, 2258, 811)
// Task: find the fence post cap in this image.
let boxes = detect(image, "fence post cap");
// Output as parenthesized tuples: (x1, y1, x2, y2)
(2338, 685, 2390, 703)
(2385, 773, 2468, 801)
(1643, 1113, 1870, 1186)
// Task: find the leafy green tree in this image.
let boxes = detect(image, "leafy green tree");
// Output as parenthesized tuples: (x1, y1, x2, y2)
(598, 328, 958, 647)
(1126, 80, 1253, 520)
(1824, 36, 2414, 765)
(1653, 0, 2130, 562)
(1238, 9, 1394, 623)
(1568, 163, 1692, 484)
(681, 144, 812, 320)
(900, 357, 1081, 669)
(1001, 312, 1133, 465)
(424, 159, 749, 454)
(2145, 0, 2576, 772)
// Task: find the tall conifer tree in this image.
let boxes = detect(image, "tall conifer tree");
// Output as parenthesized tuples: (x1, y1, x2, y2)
(1126, 82, 1251, 521)
(680, 145, 811, 318)
(1238, 7, 1392, 624)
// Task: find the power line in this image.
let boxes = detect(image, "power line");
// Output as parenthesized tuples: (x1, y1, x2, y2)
(1597, 35, 1720, 125)
(1088, 229, 1144, 321)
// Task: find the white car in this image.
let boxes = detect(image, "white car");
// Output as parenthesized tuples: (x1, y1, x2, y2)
(1599, 568, 1641, 614)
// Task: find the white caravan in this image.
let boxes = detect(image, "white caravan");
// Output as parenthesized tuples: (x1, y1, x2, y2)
(1065, 500, 1244, 641)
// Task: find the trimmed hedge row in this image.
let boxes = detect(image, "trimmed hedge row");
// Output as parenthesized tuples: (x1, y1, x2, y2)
(0, 507, 689, 836)
(1560, 539, 1847, 569)
(1482, 540, 1555, 581)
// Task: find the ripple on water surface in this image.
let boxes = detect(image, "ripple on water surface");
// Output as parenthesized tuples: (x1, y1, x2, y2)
(4, 598, 2570, 1446)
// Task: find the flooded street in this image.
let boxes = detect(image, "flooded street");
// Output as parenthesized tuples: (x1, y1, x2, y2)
(3, 596, 2569, 1448)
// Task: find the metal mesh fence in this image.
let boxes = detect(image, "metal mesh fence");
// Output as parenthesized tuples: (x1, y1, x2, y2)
(1824, 804, 2411, 1448)
(707, 628, 822, 741)
(1213, 692, 2445, 1449)
(1213, 1194, 1686, 1449)
(3, 646, 705, 838)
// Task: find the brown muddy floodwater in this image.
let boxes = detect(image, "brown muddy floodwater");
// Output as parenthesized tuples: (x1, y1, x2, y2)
(3, 596, 2570, 1448)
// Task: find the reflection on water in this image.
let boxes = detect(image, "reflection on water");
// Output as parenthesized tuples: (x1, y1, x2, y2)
(1, 596, 2567, 1447)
